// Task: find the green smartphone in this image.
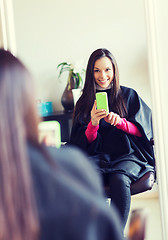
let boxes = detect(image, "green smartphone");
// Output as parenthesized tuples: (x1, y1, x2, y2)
(38, 120, 61, 148)
(96, 92, 109, 113)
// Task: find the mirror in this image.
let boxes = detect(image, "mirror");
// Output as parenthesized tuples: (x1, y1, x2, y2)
(1, 0, 165, 239)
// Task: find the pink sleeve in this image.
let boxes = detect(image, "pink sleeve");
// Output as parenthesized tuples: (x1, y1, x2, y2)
(85, 121, 99, 143)
(116, 118, 142, 137)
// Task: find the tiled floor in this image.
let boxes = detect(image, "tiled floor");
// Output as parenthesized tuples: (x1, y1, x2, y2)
(125, 183, 163, 240)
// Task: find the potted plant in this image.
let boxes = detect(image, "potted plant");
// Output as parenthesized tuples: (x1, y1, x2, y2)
(57, 61, 85, 112)
(57, 62, 85, 88)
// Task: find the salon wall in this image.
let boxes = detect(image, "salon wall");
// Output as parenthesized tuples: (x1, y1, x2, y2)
(12, 0, 151, 111)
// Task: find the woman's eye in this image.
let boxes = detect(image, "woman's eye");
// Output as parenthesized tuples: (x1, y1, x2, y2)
(94, 69, 99, 72)
(106, 68, 111, 71)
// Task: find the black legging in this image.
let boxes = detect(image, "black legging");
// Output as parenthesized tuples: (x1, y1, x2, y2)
(108, 173, 132, 230)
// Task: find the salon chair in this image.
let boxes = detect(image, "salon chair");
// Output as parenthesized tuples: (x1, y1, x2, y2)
(104, 170, 155, 197)
(105, 138, 155, 197)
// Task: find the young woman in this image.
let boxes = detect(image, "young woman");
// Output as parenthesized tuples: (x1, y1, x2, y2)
(70, 48, 155, 230)
(0, 49, 123, 240)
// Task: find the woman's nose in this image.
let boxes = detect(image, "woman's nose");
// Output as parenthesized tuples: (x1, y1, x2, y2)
(100, 71, 106, 79)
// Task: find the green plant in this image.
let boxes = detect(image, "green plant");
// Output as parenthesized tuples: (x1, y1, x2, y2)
(57, 61, 85, 89)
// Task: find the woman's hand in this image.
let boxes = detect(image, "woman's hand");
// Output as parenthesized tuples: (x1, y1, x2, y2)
(91, 100, 108, 126)
(104, 112, 121, 126)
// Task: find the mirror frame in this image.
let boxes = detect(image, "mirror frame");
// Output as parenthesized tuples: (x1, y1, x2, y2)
(144, 0, 168, 239)
(0, 0, 16, 54)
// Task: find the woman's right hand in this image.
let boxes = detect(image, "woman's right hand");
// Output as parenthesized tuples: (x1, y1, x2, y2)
(91, 100, 108, 126)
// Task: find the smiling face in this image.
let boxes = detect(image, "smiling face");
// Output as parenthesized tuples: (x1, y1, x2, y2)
(94, 57, 114, 89)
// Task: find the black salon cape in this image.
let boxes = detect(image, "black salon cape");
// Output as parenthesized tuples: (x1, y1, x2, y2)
(70, 86, 155, 181)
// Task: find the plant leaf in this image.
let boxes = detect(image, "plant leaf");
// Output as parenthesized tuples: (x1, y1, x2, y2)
(57, 62, 71, 78)
(57, 62, 69, 69)
(58, 68, 70, 78)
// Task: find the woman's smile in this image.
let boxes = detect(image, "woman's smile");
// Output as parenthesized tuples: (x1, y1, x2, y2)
(98, 79, 110, 82)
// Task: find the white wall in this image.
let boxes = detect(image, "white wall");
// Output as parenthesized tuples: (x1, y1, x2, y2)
(12, 0, 151, 111)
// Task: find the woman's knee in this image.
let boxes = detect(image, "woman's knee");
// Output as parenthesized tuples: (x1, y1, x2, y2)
(109, 173, 131, 188)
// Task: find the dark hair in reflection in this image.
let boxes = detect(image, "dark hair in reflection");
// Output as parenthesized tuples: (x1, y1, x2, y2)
(73, 48, 127, 123)
(0, 49, 39, 240)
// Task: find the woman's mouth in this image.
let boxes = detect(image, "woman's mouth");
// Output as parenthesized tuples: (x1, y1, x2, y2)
(98, 79, 109, 83)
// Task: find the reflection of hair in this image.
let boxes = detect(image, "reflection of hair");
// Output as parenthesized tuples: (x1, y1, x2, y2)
(0, 49, 39, 240)
(73, 48, 127, 123)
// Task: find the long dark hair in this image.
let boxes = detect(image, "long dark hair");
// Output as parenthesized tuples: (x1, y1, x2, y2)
(73, 48, 127, 124)
(0, 49, 39, 240)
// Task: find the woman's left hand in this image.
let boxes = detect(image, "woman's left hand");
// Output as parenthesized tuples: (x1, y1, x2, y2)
(104, 112, 121, 126)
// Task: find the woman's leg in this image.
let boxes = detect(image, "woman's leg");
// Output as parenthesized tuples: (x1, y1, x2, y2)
(109, 173, 132, 230)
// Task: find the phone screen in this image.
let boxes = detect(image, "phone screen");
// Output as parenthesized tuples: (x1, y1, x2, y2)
(96, 92, 109, 113)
